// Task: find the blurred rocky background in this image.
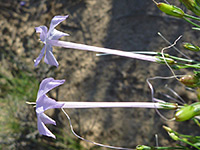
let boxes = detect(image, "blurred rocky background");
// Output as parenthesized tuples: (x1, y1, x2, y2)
(0, 0, 200, 149)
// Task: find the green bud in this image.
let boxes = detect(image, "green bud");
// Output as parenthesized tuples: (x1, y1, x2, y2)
(179, 0, 200, 16)
(179, 74, 199, 87)
(136, 145, 152, 150)
(175, 105, 195, 121)
(162, 125, 173, 132)
(163, 126, 179, 140)
(175, 103, 200, 121)
(169, 132, 179, 141)
(183, 42, 200, 52)
(157, 3, 185, 18)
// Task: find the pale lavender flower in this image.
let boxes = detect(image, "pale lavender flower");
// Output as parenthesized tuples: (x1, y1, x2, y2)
(35, 78, 178, 138)
(36, 99, 178, 139)
(34, 15, 69, 67)
(36, 77, 65, 138)
(35, 15, 160, 67)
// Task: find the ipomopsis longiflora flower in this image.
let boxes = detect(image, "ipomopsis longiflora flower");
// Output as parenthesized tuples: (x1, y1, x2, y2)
(35, 15, 177, 68)
(27, 77, 200, 149)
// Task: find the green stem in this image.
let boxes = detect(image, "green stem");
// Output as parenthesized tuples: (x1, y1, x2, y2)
(183, 64, 200, 69)
(184, 13, 200, 21)
(179, 138, 200, 150)
(129, 51, 199, 64)
(154, 146, 186, 149)
(183, 17, 200, 28)
(172, 63, 200, 69)
(192, 27, 200, 30)
(136, 145, 185, 150)
(156, 53, 198, 64)
(193, 118, 200, 127)
(170, 128, 200, 139)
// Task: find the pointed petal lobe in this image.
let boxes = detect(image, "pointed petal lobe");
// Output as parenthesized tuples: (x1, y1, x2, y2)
(49, 15, 68, 31)
(37, 116, 56, 138)
(35, 26, 48, 42)
(44, 45, 59, 67)
(34, 45, 46, 67)
(39, 113, 56, 125)
(48, 29, 69, 40)
(37, 77, 65, 99)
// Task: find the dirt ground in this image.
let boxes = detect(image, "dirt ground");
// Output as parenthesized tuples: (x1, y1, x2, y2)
(1, 0, 200, 149)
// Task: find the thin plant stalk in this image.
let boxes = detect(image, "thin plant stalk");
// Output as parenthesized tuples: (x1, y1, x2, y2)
(184, 13, 200, 22)
(183, 17, 200, 28)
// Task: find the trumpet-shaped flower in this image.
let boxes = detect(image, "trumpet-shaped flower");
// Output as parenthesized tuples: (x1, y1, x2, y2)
(34, 15, 160, 67)
(35, 78, 178, 139)
(34, 15, 69, 67)
(36, 77, 65, 138)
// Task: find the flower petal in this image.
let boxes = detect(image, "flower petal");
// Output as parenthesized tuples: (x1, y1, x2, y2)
(36, 95, 64, 113)
(37, 115, 56, 138)
(34, 45, 46, 67)
(39, 113, 56, 125)
(35, 26, 48, 42)
(48, 29, 69, 40)
(37, 77, 65, 99)
(49, 15, 68, 31)
(44, 45, 59, 67)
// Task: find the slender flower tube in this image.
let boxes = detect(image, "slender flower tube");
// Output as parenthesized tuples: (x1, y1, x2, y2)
(58, 101, 177, 109)
(48, 40, 159, 62)
(35, 78, 178, 139)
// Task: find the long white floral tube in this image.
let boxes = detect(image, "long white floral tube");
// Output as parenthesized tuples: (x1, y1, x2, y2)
(58, 101, 178, 109)
(49, 40, 159, 62)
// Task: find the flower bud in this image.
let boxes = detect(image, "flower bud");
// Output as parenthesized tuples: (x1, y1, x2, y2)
(162, 125, 173, 132)
(183, 42, 200, 52)
(163, 126, 179, 140)
(136, 145, 151, 150)
(168, 132, 179, 141)
(179, 0, 200, 16)
(156, 3, 184, 18)
(175, 105, 196, 121)
(175, 102, 200, 121)
(179, 74, 200, 87)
